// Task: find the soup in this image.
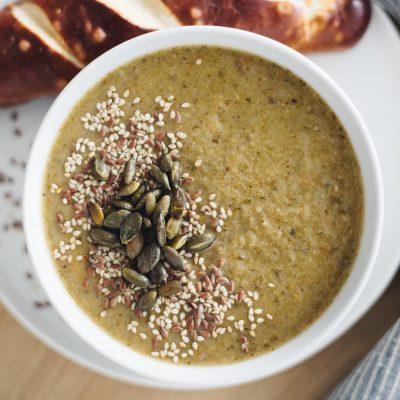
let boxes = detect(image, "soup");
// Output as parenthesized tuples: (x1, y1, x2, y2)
(43, 46, 363, 364)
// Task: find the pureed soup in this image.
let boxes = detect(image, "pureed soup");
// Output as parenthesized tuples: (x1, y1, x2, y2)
(43, 46, 363, 364)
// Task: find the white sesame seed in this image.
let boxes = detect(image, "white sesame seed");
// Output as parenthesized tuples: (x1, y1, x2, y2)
(194, 159, 202, 168)
(195, 59, 202, 65)
(181, 102, 190, 108)
(139, 333, 147, 340)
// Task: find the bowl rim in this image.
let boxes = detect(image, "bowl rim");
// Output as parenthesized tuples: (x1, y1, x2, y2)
(23, 26, 384, 388)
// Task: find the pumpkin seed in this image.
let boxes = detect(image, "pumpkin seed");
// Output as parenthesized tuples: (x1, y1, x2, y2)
(169, 234, 188, 250)
(92, 159, 110, 181)
(131, 184, 146, 205)
(151, 165, 171, 190)
(137, 242, 160, 273)
(111, 199, 133, 211)
(103, 209, 131, 229)
(126, 232, 144, 258)
(158, 280, 183, 297)
(88, 202, 104, 226)
(145, 192, 156, 216)
(166, 217, 182, 240)
(89, 228, 120, 248)
(170, 188, 186, 218)
(120, 212, 142, 244)
(135, 290, 157, 311)
(186, 232, 216, 252)
(156, 214, 166, 246)
(116, 181, 140, 197)
(149, 263, 168, 285)
(132, 195, 147, 212)
(159, 153, 173, 172)
(123, 158, 136, 185)
(152, 195, 171, 224)
(122, 268, 149, 288)
(169, 162, 182, 189)
(162, 246, 185, 271)
(142, 217, 152, 230)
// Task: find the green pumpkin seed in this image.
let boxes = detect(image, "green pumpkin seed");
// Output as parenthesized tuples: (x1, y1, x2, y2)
(186, 232, 216, 252)
(132, 193, 147, 212)
(170, 188, 186, 218)
(158, 280, 183, 297)
(145, 192, 156, 216)
(89, 228, 120, 248)
(137, 242, 160, 273)
(123, 158, 136, 185)
(88, 202, 104, 226)
(122, 268, 149, 288)
(103, 209, 131, 229)
(152, 195, 171, 224)
(117, 180, 140, 197)
(169, 234, 188, 250)
(131, 184, 146, 205)
(156, 214, 166, 246)
(166, 217, 182, 240)
(92, 159, 110, 181)
(169, 162, 182, 189)
(159, 153, 173, 172)
(111, 199, 133, 211)
(120, 212, 142, 244)
(149, 263, 168, 285)
(126, 232, 144, 258)
(135, 290, 157, 311)
(162, 246, 185, 271)
(142, 217, 152, 230)
(151, 165, 170, 190)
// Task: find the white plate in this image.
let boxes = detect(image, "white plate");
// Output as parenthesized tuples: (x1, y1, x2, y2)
(0, 5, 399, 390)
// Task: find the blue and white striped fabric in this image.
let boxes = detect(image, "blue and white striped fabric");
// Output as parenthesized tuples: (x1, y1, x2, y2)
(328, 319, 400, 400)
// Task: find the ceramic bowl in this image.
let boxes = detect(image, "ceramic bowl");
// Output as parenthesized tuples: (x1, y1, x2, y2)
(24, 26, 384, 388)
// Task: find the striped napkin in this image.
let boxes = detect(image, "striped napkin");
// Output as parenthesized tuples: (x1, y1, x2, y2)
(328, 319, 400, 399)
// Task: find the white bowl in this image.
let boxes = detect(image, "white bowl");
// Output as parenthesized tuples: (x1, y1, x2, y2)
(24, 26, 384, 388)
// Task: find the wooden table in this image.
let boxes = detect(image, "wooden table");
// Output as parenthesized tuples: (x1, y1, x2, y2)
(1, 272, 399, 400)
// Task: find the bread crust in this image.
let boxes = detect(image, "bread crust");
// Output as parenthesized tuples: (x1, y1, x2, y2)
(0, 6, 80, 106)
(161, 0, 371, 52)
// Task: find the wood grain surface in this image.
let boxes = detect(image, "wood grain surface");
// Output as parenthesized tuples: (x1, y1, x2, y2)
(0, 271, 399, 400)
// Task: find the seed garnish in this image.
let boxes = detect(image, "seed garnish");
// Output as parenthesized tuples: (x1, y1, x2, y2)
(50, 86, 273, 362)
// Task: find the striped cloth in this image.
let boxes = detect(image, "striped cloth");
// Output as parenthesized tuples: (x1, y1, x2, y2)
(328, 319, 400, 400)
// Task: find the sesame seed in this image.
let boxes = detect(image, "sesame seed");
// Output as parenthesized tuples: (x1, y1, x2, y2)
(195, 59, 202, 65)
(194, 159, 202, 168)
(181, 102, 190, 108)
(139, 333, 147, 340)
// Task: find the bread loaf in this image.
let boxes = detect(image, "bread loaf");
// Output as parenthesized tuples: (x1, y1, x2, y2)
(0, 0, 371, 106)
